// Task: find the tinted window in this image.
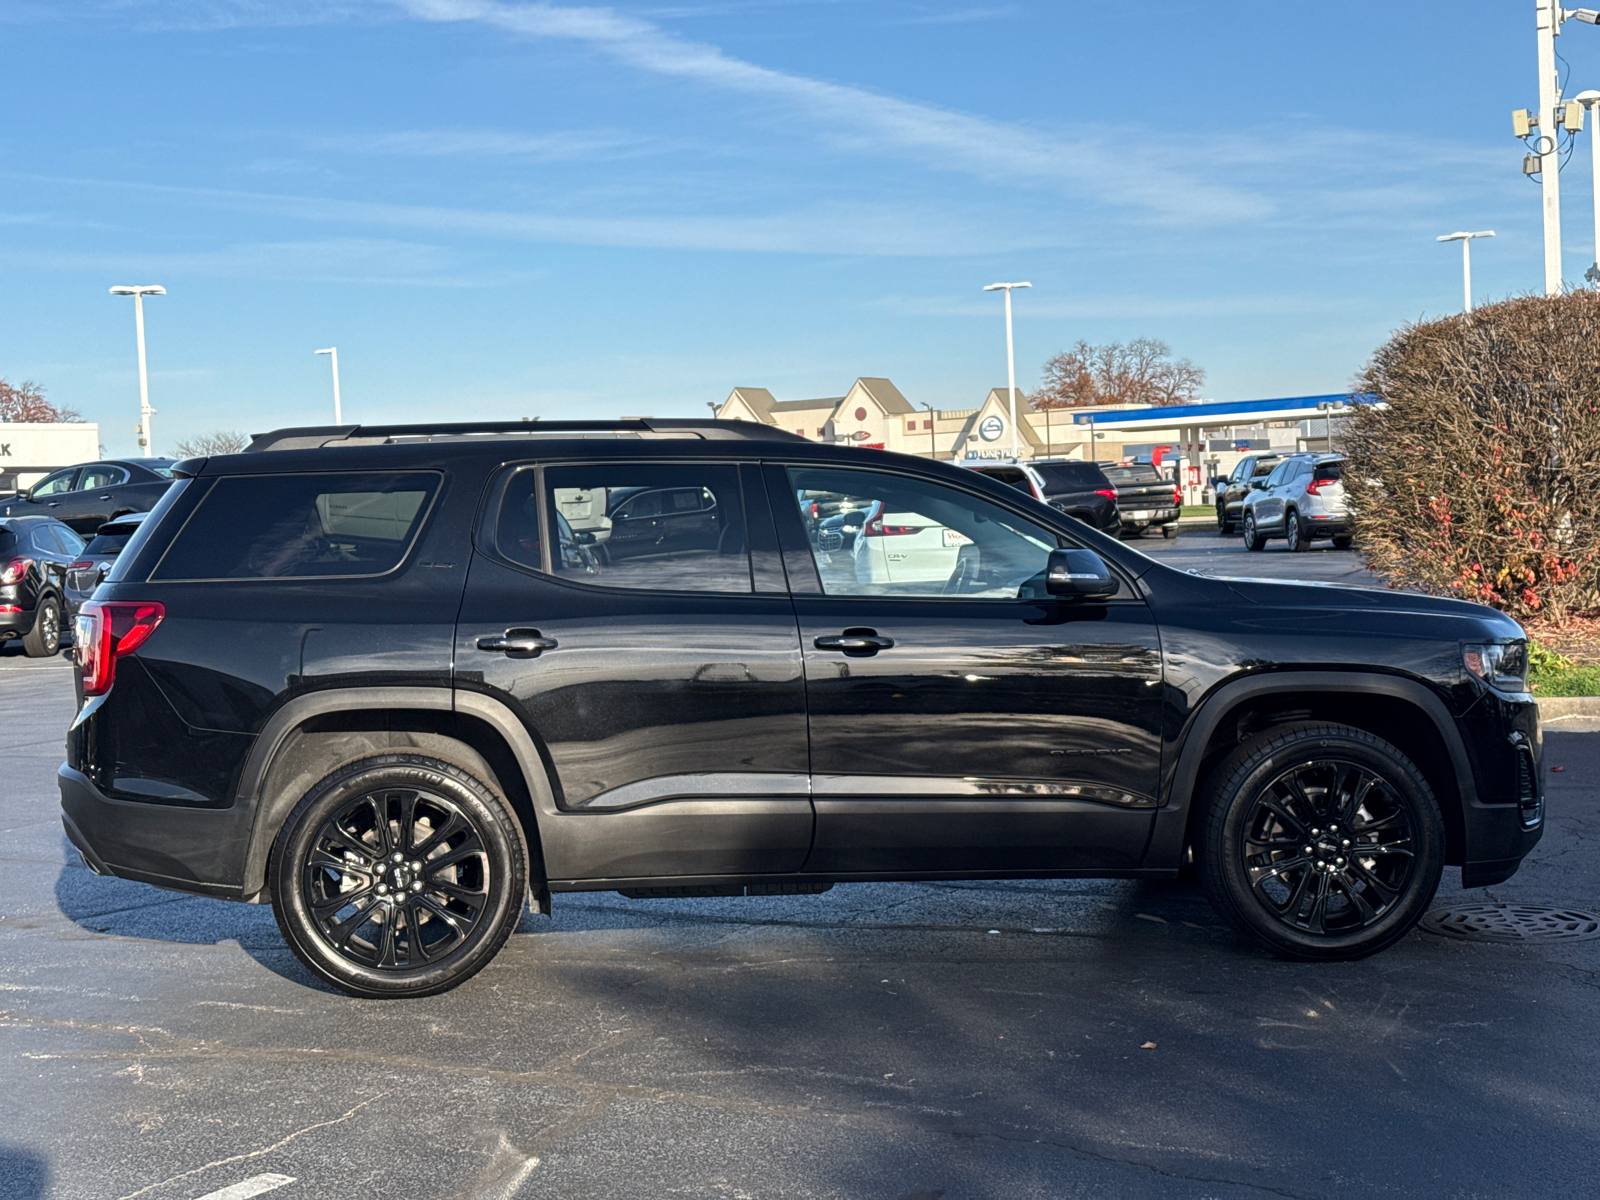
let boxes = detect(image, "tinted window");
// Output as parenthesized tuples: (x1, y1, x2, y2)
(29, 525, 65, 555)
(975, 466, 1028, 489)
(1102, 465, 1162, 485)
(84, 532, 134, 556)
(1263, 463, 1290, 487)
(0, 528, 16, 557)
(1250, 459, 1279, 480)
(1231, 460, 1252, 482)
(153, 472, 439, 580)
(1314, 461, 1343, 481)
(503, 463, 750, 594)
(80, 465, 129, 489)
(1031, 461, 1108, 491)
(30, 470, 76, 497)
(53, 525, 86, 555)
(785, 465, 1065, 600)
(148, 466, 175, 479)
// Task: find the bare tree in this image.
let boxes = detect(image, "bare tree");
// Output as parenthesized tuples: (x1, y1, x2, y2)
(172, 430, 250, 458)
(0, 378, 82, 423)
(1031, 339, 1205, 408)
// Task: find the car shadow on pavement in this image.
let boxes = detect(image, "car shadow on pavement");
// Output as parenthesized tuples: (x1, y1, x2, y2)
(0, 1145, 48, 1198)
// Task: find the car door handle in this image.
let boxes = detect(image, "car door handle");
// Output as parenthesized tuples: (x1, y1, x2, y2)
(476, 630, 558, 656)
(98, 494, 112, 500)
(813, 629, 894, 654)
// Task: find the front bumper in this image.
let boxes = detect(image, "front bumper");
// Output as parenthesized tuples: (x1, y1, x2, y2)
(1457, 690, 1544, 887)
(59, 764, 250, 900)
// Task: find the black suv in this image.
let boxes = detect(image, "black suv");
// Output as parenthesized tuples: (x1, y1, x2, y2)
(1214, 452, 1284, 535)
(60, 420, 1543, 998)
(964, 459, 1121, 533)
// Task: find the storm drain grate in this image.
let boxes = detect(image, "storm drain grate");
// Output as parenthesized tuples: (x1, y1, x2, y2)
(1420, 904, 1600, 943)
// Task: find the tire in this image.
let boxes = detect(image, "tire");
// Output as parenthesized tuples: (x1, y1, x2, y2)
(1216, 503, 1231, 535)
(22, 595, 61, 657)
(1195, 722, 1444, 961)
(270, 754, 529, 998)
(1286, 510, 1310, 553)
(1242, 512, 1267, 552)
(1162, 523, 1179, 539)
(1333, 535, 1353, 550)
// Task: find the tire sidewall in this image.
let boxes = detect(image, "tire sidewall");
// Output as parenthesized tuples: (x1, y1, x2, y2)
(271, 755, 527, 998)
(1199, 725, 1444, 960)
(25, 596, 60, 656)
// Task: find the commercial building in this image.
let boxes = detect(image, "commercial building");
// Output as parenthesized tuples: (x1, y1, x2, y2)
(716, 380, 1370, 499)
(0, 422, 101, 495)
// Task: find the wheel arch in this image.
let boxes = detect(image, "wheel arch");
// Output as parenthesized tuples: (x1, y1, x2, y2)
(1148, 671, 1474, 870)
(236, 687, 558, 908)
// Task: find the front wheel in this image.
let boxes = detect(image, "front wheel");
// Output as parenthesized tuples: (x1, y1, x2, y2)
(1216, 503, 1232, 535)
(271, 754, 528, 998)
(1196, 722, 1444, 960)
(1242, 512, 1267, 552)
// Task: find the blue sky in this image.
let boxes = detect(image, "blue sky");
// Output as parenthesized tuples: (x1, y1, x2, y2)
(2, 1, 1595, 455)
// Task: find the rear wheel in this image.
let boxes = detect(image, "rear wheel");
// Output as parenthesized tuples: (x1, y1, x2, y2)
(22, 596, 60, 657)
(1196, 722, 1443, 960)
(271, 754, 528, 998)
(1286, 510, 1311, 553)
(1333, 535, 1354, 550)
(1242, 512, 1267, 552)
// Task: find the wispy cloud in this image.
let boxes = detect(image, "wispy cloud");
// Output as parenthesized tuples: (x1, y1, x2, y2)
(392, 0, 1268, 224)
(19, 173, 1057, 256)
(300, 127, 646, 160)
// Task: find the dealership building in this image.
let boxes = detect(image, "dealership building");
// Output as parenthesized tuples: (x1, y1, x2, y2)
(0, 422, 102, 495)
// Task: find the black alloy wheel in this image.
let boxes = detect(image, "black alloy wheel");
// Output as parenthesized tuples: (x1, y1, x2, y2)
(271, 755, 528, 998)
(1197, 722, 1443, 960)
(23, 595, 60, 657)
(1216, 502, 1231, 535)
(1286, 510, 1310, 553)
(1242, 512, 1267, 552)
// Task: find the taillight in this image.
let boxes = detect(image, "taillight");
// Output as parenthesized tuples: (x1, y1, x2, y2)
(1172, 486, 1182, 506)
(861, 505, 919, 537)
(1, 557, 34, 585)
(69, 561, 93, 572)
(1094, 488, 1118, 500)
(1307, 476, 1339, 495)
(74, 600, 165, 697)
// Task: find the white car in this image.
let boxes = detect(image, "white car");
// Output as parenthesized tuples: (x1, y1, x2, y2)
(850, 499, 971, 588)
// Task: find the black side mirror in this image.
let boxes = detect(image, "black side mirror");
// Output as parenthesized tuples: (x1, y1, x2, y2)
(1046, 548, 1117, 599)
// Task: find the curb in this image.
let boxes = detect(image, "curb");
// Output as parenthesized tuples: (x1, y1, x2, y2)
(1538, 696, 1600, 720)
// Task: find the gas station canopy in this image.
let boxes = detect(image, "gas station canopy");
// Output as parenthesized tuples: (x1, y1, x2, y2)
(1070, 393, 1379, 432)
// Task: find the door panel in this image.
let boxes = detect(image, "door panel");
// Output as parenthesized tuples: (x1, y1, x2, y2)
(456, 461, 812, 883)
(770, 464, 1163, 875)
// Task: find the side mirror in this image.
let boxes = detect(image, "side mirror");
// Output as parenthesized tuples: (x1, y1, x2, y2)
(1046, 548, 1117, 599)
(575, 530, 597, 546)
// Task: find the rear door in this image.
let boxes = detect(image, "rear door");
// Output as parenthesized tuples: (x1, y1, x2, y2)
(769, 462, 1162, 876)
(455, 459, 812, 885)
(63, 464, 131, 533)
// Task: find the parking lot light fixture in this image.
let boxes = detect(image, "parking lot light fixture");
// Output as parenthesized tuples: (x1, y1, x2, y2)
(315, 348, 342, 425)
(109, 286, 165, 457)
(983, 282, 1031, 459)
(1436, 232, 1494, 312)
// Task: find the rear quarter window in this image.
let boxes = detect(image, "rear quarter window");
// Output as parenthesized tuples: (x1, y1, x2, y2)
(151, 472, 440, 581)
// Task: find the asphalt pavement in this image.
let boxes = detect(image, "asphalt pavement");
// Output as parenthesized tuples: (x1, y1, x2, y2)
(3, 534, 1597, 1199)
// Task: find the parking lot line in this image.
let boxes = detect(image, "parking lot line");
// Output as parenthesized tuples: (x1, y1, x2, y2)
(191, 1176, 296, 1200)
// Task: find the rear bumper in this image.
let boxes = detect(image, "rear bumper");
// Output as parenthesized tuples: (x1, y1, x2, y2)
(0, 601, 39, 639)
(1119, 506, 1180, 530)
(58, 763, 249, 900)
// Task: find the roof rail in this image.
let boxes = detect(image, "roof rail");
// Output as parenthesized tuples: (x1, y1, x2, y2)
(244, 418, 809, 453)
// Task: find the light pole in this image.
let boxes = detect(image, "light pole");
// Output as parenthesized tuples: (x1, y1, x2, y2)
(1436, 231, 1495, 311)
(1578, 90, 1600, 285)
(1528, 6, 1600, 293)
(109, 285, 165, 457)
(315, 348, 343, 425)
(982, 282, 1031, 460)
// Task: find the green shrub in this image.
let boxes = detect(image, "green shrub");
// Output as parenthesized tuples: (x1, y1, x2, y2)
(1527, 638, 1600, 695)
(1343, 293, 1600, 621)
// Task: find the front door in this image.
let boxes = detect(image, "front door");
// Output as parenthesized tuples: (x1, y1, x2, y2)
(770, 463, 1163, 876)
(456, 459, 812, 885)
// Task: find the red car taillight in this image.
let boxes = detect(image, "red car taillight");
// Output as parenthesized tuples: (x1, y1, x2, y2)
(1094, 488, 1118, 500)
(69, 560, 93, 572)
(1172, 486, 1182, 506)
(74, 600, 165, 697)
(1, 557, 34, 585)
(1306, 475, 1339, 495)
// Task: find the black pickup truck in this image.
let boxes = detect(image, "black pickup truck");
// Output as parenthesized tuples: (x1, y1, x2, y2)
(1099, 462, 1181, 538)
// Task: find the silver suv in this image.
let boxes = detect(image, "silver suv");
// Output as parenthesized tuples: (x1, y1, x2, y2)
(1240, 453, 1350, 552)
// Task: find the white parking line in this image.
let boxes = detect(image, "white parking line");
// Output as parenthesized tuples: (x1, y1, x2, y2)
(191, 1176, 296, 1200)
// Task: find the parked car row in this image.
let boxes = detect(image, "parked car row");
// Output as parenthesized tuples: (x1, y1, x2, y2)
(961, 458, 1179, 538)
(0, 458, 175, 534)
(1, 512, 151, 656)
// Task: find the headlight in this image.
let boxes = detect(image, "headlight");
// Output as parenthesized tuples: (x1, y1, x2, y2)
(1463, 641, 1528, 692)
